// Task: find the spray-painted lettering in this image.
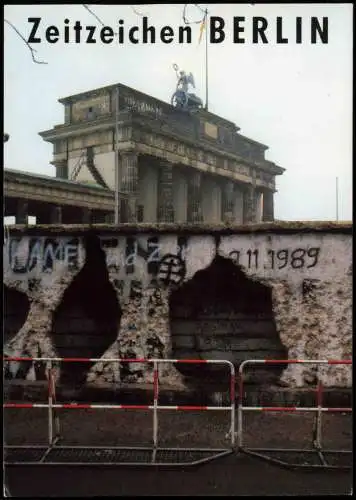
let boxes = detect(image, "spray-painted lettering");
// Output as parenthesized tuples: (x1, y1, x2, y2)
(9, 237, 79, 273)
(228, 247, 321, 270)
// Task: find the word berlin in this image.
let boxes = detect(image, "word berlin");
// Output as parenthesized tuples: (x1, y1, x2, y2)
(27, 16, 329, 45)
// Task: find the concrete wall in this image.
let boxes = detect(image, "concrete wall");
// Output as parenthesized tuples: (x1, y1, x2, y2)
(3, 223, 352, 391)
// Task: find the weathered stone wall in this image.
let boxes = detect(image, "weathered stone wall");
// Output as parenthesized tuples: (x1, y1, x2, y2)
(3, 222, 352, 389)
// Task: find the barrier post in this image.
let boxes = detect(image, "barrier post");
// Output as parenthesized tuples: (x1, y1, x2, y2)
(47, 360, 53, 445)
(230, 365, 236, 447)
(315, 379, 323, 449)
(314, 377, 327, 465)
(237, 372, 244, 449)
(50, 365, 61, 440)
(237, 358, 352, 470)
(152, 360, 159, 463)
(4, 356, 236, 466)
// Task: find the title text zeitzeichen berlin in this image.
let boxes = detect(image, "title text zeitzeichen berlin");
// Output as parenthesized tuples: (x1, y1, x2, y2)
(27, 16, 329, 45)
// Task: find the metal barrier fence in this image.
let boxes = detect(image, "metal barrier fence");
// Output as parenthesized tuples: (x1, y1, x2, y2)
(4, 356, 235, 466)
(237, 359, 352, 470)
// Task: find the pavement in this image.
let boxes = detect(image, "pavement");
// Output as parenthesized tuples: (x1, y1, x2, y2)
(4, 454, 353, 497)
(4, 393, 353, 496)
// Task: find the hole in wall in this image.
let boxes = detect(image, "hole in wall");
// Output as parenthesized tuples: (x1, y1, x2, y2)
(4, 286, 30, 345)
(52, 233, 121, 388)
(169, 255, 287, 389)
(4, 286, 31, 379)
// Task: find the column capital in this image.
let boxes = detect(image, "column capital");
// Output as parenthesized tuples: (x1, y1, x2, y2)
(53, 159, 68, 179)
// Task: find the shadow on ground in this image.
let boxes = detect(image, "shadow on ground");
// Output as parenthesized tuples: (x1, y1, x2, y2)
(4, 408, 353, 496)
(5, 454, 352, 497)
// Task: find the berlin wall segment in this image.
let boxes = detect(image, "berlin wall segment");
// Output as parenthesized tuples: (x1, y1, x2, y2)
(3, 223, 352, 390)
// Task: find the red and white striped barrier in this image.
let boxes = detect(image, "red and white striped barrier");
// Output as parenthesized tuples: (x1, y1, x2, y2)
(237, 406, 352, 412)
(4, 403, 230, 410)
(3, 356, 230, 363)
(239, 359, 351, 365)
(237, 358, 352, 450)
(3, 356, 236, 449)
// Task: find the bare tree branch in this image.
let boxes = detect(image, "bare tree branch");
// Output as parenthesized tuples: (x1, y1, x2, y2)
(4, 19, 48, 65)
(82, 4, 119, 36)
(182, 4, 206, 25)
(82, 4, 106, 27)
(131, 6, 149, 17)
(193, 4, 207, 15)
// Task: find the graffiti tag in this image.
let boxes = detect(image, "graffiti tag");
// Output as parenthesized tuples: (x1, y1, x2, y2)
(8, 238, 79, 273)
(157, 254, 186, 286)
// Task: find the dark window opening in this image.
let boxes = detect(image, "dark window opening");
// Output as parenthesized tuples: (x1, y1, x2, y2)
(120, 199, 129, 223)
(87, 107, 95, 120)
(4, 286, 30, 345)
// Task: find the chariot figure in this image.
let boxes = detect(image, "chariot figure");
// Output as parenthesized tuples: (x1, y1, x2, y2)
(171, 64, 203, 110)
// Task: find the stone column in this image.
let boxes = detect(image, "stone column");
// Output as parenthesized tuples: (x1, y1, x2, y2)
(173, 168, 188, 223)
(243, 185, 257, 223)
(105, 213, 115, 224)
(91, 211, 107, 223)
(233, 184, 244, 224)
(82, 207, 92, 224)
(50, 206, 62, 224)
(262, 189, 274, 222)
(221, 180, 235, 223)
(16, 201, 28, 224)
(120, 152, 138, 223)
(255, 190, 263, 223)
(187, 170, 203, 223)
(54, 160, 68, 179)
(157, 162, 174, 222)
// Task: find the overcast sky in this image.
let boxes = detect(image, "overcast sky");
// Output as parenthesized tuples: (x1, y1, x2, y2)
(4, 3, 353, 221)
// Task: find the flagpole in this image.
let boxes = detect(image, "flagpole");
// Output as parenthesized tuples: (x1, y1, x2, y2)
(205, 9, 208, 111)
(114, 85, 120, 224)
